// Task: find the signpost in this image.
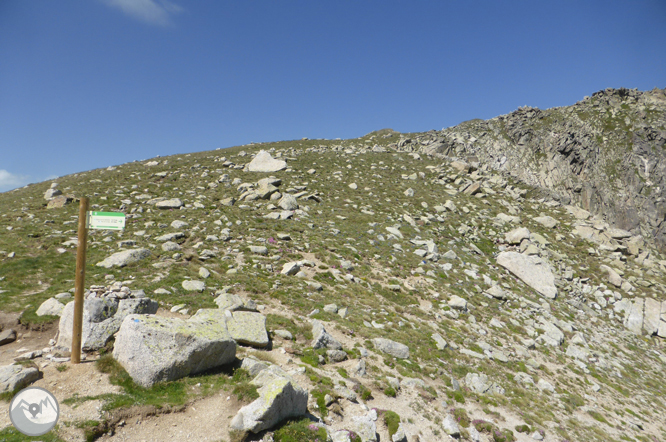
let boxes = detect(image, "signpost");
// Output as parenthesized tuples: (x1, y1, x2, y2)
(71, 201, 125, 364)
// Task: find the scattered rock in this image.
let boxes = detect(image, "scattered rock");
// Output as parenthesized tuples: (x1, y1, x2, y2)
(0, 364, 40, 393)
(371, 338, 409, 359)
(96, 249, 151, 269)
(36, 298, 65, 316)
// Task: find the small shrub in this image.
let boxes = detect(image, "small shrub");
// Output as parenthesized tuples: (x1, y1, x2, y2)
(515, 424, 531, 433)
(56, 364, 69, 372)
(384, 385, 397, 397)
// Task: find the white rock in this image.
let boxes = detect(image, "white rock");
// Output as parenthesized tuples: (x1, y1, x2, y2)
(36, 298, 65, 317)
(246, 150, 287, 172)
(496, 251, 557, 299)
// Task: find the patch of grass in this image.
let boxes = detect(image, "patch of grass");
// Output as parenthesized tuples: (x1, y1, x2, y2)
(0, 426, 67, 441)
(56, 364, 69, 372)
(273, 418, 328, 442)
(588, 410, 609, 424)
(231, 369, 259, 403)
(337, 367, 348, 379)
(446, 389, 465, 404)
(382, 410, 401, 439)
(383, 385, 397, 397)
(310, 387, 332, 417)
(515, 424, 531, 433)
(453, 408, 470, 428)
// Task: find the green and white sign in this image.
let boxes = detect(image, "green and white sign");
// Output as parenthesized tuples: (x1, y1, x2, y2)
(87, 212, 126, 230)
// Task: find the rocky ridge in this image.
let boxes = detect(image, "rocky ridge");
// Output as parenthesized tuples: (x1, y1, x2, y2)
(403, 88, 666, 251)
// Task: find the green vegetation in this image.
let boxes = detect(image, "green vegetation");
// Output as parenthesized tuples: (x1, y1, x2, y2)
(382, 410, 401, 439)
(273, 418, 328, 442)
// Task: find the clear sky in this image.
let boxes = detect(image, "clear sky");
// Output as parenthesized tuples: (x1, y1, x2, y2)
(1, 1, 665, 192)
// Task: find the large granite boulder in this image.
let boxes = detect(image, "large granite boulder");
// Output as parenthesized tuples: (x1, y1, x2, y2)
(113, 314, 236, 388)
(57, 297, 158, 351)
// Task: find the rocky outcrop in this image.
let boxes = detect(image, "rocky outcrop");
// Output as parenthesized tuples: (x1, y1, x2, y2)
(413, 87, 666, 251)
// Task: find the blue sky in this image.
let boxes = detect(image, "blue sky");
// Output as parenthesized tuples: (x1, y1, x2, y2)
(1, 1, 665, 192)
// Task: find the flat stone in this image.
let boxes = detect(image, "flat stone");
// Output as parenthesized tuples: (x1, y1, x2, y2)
(497, 251, 557, 299)
(182, 280, 205, 292)
(96, 248, 151, 268)
(155, 198, 184, 209)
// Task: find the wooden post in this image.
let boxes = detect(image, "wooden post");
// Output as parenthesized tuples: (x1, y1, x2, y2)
(71, 197, 89, 364)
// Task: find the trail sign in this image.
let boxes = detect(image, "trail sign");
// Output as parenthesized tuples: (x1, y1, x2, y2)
(87, 211, 125, 230)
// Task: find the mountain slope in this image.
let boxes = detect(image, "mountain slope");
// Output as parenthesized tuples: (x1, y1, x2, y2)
(0, 93, 665, 442)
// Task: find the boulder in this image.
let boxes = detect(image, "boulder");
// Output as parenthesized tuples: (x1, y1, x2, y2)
(644, 298, 661, 335)
(155, 198, 184, 209)
(44, 187, 62, 200)
(96, 248, 151, 268)
(113, 314, 236, 387)
(277, 194, 299, 211)
(371, 338, 409, 359)
(230, 371, 307, 433)
(496, 251, 557, 299)
(464, 372, 505, 395)
(624, 298, 645, 334)
(311, 320, 342, 350)
(0, 329, 17, 346)
(505, 227, 531, 244)
(0, 365, 40, 393)
(348, 415, 378, 442)
(47, 195, 73, 209)
(36, 298, 65, 316)
(57, 297, 158, 351)
(442, 414, 460, 437)
(246, 150, 287, 173)
(182, 280, 205, 292)
(214, 293, 257, 312)
(194, 309, 269, 348)
(281, 262, 301, 275)
(537, 319, 565, 346)
(534, 216, 559, 228)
